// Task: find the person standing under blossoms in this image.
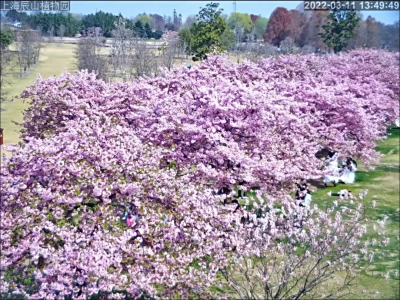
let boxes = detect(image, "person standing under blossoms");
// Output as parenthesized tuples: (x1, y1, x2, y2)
(339, 159, 357, 184)
(303, 190, 312, 209)
(323, 152, 340, 187)
(295, 186, 312, 209)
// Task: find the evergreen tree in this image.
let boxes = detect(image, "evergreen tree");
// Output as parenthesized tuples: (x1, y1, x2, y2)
(189, 2, 227, 61)
(178, 14, 183, 27)
(6, 9, 28, 23)
(134, 20, 145, 38)
(81, 11, 117, 37)
(319, 10, 360, 53)
(152, 29, 163, 39)
(27, 12, 82, 37)
(0, 30, 13, 49)
(144, 22, 153, 39)
(173, 9, 178, 27)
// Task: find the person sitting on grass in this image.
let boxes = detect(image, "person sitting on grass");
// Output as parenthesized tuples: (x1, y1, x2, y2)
(338, 189, 354, 200)
(328, 189, 354, 200)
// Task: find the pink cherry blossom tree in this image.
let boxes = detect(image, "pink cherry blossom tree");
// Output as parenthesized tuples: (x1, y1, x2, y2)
(218, 192, 387, 299)
(19, 50, 399, 196)
(1, 116, 238, 299)
(1, 49, 398, 298)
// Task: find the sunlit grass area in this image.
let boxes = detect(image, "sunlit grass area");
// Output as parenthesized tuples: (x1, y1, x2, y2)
(0, 42, 203, 150)
(1, 43, 77, 147)
(216, 128, 399, 299)
(308, 127, 399, 299)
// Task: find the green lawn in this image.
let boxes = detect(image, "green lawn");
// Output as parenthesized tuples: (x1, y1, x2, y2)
(309, 128, 400, 299)
(222, 128, 399, 299)
(1, 43, 77, 147)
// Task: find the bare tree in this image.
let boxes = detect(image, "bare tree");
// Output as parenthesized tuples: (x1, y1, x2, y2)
(347, 12, 375, 50)
(76, 37, 109, 81)
(110, 18, 163, 81)
(347, 21, 367, 49)
(183, 15, 197, 28)
(242, 43, 264, 61)
(0, 45, 15, 109)
(280, 37, 295, 54)
(48, 25, 55, 43)
(109, 17, 178, 81)
(365, 16, 381, 48)
(150, 14, 165, 31)
(288, 10, 307, 45)
(16, 28, 41, 77)
(57, 24, 66, 42)
(219, 194, 384, 300)
(36, 25, 44, 38)
(234, 25, 244, 63)
(295, 1, 312, 19)
(300, 10, 328, 49)
(158, 31, 181, 70)
(242, 43, 277, 62)
(387, 21, 399, 51)
(130, 38, 158, 78)
(179, 30, 191, 59)
(300, 44, 316, 54)
(34, 30, 42, 65)
(110, 18, 135, 81)
(85, 27, 103, 43)
(158, 45, 177, 71)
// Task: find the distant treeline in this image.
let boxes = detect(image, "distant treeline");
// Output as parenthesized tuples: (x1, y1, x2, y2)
(3, 9, 184, 39)
(261, 6, 399, 51)
(2, 3, 398, 52)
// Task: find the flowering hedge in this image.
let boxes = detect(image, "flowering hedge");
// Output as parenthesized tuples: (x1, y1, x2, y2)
(1, 49, 399, 298)
(19, 50, 399, 196)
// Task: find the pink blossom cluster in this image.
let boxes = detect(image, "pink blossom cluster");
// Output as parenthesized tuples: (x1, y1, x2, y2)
(1, 49, 398, 298)
(219, 198, 378, 299)
(19, 49, 399, 195)
(1, 115, 237, 298)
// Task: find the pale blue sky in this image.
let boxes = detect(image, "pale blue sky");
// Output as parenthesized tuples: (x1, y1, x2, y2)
(69, 1, 399, 24)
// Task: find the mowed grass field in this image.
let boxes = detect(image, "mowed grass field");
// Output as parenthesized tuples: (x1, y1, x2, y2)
(1, 44, 399, 299)
(1, 43, 77, 147)
(310, 128, 400, 299)
(0, 42, 199, 148)
(0, 42, 205, 148)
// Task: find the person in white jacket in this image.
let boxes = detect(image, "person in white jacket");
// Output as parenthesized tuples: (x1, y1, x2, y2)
(296, 188, 312, 209)
(323, 152, 340, 187)
(339, 159, 357, 184)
